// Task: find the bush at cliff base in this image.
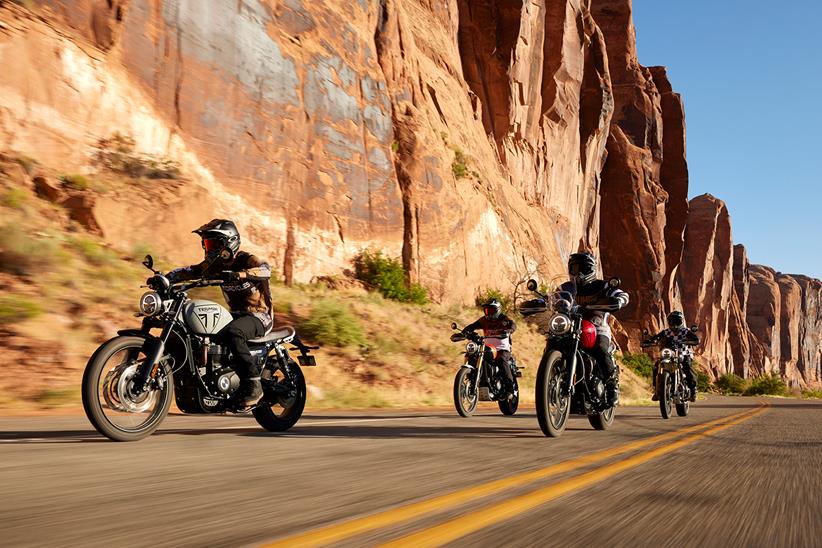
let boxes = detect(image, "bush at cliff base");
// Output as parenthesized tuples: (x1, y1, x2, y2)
(300, 299, 367, 347)
(743, 374, 787, 396)
(716, 373, 747, 394)
(620, 352, 654, 381)
(353, 250, 428, 305)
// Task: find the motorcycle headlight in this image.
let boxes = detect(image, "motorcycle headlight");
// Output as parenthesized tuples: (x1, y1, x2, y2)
(465, 342, 479, 354)
(549, 314, 572, 335)
(661, 348, 673, 360)
(139, 291, 163, 316)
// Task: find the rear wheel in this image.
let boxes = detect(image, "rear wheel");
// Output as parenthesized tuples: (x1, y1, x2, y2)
(453, 367, 478, 417)
(498, 379, 519, 416)
(253, 362, 306, 432)
(82, 336, 173, 442)
(588, 405, 616, 430)
(536, 350, 571, 437)
(659, 371, 673, 419)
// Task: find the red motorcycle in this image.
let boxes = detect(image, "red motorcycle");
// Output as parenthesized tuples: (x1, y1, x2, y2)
(522, 279, 619, 437)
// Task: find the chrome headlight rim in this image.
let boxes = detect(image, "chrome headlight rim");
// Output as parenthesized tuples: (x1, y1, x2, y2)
(661, 348, 674, 360)
(139, 291, 163, 316)
(465, 342, 479, 354)
(549, 314, 572, 335)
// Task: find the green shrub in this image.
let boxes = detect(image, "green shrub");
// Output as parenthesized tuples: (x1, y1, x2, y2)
(94, 133, 181, 179)
(620, 352, 654, 381)
(69, 236, 119, 267)
(696, 369, 712, 393)
(301, 299, 366, 347)
(451, 148, 468, 179)
(743, 374, 787, 396)
(60, 174, 90, 190)
(0, 224, 60, 275)
(0, 295, 43, 324)
(716, 373, 748, 395)
(353, 249, 428, 304)
(2, 188, 29, 209)
(36, 387, 79, 408)
(474, 287, 513, 314)
(802, 389, 822, 399)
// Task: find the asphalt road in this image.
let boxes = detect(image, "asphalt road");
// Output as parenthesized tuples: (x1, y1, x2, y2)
(1, 396, 820, 547)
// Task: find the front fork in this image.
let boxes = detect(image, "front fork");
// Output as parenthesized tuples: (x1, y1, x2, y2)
(131, 298, 185, 395)
(563, 334, 581, 397)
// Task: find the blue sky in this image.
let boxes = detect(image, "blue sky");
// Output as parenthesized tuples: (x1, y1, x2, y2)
(633, 0, 822, 279)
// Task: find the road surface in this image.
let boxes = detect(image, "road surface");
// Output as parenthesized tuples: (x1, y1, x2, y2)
(1, 396, 820, 547)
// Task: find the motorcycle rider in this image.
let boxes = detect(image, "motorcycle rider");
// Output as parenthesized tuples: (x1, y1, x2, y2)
(167, 219, 273, 407)
(464, 299, 517, 399)
(643, 311, 700, 402)
(554, 252, 629, 406)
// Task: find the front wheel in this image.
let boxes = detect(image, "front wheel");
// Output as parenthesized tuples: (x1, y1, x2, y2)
(254, 362, 307, 432)
(453, 367, 479, 417)
(536, 350, 571, 437)
(82, 335, 173, 442)
(498, 379, 519, 416)
(588, 405, 616, 430)
(676, 400, 690, 417)
(659, 371, 673, 419)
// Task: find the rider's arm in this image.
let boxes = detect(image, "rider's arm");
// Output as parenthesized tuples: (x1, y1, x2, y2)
(234, 254, 272, 281)
(464, 318, 483, 333)
(685, 330, 701, 345)
(503, 315, 517, 334)
(167, 262, 206, 283)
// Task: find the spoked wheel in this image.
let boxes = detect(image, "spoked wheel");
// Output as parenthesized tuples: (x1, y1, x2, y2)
(588, 405, 616, 430)
(453, 367, 479, 417)
(659, 371, 673, 419)
(536, 350, 571, 437)
(498, 379, 519, 416)
(82, 336, 173, 442)
(254, 362, 307, 432)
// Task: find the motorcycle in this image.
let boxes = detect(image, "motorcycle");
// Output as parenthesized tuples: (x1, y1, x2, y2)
(521, 279, 618, 437)
(641, 331, 697, 419)
(81, 254, 318, 441)
(450, 322, 521, 417)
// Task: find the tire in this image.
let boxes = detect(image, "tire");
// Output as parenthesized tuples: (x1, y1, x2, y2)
(659, 371, 673, 419)
(82, 335, 173, 442)
(676, 400, 690, 417)
(498, 379, 519, 416)
(453, 367, 478, 417)
(536, 350, 571, 438)
(253, 363, 307, 432)
(588, 405, 616, 430)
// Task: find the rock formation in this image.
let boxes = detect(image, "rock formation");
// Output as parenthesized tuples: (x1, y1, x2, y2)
(0, 0, 819, 386)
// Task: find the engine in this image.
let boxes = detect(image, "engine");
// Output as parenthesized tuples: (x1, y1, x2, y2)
(198, 341, 240, 396)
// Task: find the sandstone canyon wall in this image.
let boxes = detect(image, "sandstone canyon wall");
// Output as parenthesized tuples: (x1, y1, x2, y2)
(0, 0, 819, 386)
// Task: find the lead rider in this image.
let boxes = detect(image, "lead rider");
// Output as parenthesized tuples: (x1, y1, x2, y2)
(555, 252, 629, 406)
(167, 219, 273, 407)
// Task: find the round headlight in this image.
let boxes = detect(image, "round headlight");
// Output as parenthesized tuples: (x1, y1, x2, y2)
(661, 348, 673, 360)
(465, 342, 479, 354)
(139, 291, 163, 316)
(549, 314, 572, 335)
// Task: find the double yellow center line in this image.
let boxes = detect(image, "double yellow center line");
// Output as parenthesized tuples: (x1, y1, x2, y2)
(263, 405, 767, 547)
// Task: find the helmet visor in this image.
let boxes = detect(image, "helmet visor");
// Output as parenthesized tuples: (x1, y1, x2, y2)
(569, 263, 595, 277)
(202, 238, 224, 253)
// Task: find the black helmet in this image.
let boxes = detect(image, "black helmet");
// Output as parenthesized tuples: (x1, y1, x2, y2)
(667, 311, 685, 329)
(482, 299, 502, 320)
(194, 219, 241, 260)
(568, 252, 597, 286)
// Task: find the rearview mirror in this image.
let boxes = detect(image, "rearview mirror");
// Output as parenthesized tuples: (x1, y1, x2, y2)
(526, 279, 538, 292)
(642, 329, 649, 339)
(609, 277, 621, 288)
(451, 322, 458, 330)
(690, 325, 698, 333)
(142, 254, 154, 270)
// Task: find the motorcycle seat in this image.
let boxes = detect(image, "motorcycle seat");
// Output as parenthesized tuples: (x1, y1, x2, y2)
(249, 326, 296, 345)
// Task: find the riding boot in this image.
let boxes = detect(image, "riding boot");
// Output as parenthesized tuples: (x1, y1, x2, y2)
(688, 382, 697, 402)
(238, 377, 263, 408)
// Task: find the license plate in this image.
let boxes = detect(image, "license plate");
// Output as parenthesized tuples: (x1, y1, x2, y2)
(298, 355, 317, 367)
